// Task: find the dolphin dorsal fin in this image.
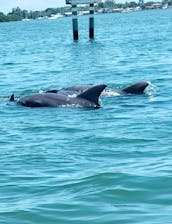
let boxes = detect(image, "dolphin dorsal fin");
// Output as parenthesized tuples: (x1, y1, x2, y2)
(9, 94, 15, 102)
(122, 82, 149, 94)
(77, 84, 107, 105)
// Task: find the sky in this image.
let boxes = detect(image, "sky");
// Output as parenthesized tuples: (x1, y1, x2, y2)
(0, 0, 66, 14)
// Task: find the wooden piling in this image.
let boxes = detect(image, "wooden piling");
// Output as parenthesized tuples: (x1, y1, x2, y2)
(89, 3, 94, 39)
(72, 4, 79, 40)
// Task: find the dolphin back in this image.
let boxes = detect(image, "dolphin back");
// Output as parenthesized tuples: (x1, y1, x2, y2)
(61, 85, 91, 92)
(77, 84, 107, 106)
(46, 85, 91, 96)
(122, 82, 149, 94)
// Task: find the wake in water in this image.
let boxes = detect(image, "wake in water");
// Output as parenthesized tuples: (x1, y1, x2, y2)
(144, 81, 157, 96)
(102, 89, 121, 97)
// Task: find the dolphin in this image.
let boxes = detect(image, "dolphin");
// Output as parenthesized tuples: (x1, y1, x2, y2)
(46, 82, 149, 96)
(120, 81, 149, 95)
(14, 84, 106, 108)
(45, 85, 91, 95)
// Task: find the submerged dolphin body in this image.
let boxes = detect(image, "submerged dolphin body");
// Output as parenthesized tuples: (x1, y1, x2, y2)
(46, 82, 149, 96)
(46, 85, 91, 95)
(16, 84, 107, 108)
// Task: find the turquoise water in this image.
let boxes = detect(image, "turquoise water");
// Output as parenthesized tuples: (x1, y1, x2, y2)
(0, 9, 172, 223)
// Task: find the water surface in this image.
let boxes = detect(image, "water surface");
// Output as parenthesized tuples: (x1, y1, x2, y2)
(0, 9, 172, 224)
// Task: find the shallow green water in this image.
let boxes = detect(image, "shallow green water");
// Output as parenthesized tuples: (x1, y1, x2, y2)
(0, 9, 172, 224)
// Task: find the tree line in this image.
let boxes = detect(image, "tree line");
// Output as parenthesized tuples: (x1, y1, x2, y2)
(0, 0, 172, 23)
(0, 6, 69, 22)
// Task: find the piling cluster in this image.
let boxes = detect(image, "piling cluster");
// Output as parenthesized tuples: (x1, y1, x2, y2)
(72, 3, 95, 40)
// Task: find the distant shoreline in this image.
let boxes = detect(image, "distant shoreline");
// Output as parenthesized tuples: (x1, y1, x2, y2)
(0, 1, 172, 23)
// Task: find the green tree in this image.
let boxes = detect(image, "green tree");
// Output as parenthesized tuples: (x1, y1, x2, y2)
(104, 0, 116, 8)
(0, 12, 8, 22)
